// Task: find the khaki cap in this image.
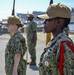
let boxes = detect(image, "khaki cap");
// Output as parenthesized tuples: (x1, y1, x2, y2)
(2, 16, 23, 26)
(37, 3, 71, 19)
(27, 14, 34, 18)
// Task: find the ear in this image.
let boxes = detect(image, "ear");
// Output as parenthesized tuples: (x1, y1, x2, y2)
(56, 19, 64, 26)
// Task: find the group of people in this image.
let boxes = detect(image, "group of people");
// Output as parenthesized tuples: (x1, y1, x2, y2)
(2, 2, 74, 75)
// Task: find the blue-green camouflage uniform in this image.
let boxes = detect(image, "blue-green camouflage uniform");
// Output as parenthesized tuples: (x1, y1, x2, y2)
(5, 31, 27, 75)
(26, 20, 37, 61)
(39, 32, 74, 75)
(63, 27, 69, 36)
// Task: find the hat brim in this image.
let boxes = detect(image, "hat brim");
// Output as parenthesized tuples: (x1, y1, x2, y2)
(2, 21, 8, 25)
(27, 15, 30, 17)
(2, 21, 23, 27)
(37, 14, 55, 20)
(27, 15, 34, 18)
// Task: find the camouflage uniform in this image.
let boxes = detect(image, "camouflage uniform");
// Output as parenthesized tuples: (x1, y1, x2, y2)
(26, 20, 37, 61)
(39, 32, 74, 75)
(63, 27, 69, 36)
(5, 31, 27, 75)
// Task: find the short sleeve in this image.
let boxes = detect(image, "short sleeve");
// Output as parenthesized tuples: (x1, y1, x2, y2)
(13, 41, 23, 54)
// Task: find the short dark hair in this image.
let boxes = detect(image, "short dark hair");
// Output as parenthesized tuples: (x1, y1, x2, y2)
(55, 17, 70, 27)
(63, 18, 70, 27)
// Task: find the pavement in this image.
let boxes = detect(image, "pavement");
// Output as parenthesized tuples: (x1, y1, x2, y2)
(0, 32, 74, 75)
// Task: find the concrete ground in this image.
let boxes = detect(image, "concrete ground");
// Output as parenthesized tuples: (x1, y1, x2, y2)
(0, 32, 74, 75)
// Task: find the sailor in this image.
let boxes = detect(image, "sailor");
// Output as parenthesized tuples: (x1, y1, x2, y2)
(3, 16, 27, 75)
(26, 14, 37, 65)
(37, 3, 74, 75)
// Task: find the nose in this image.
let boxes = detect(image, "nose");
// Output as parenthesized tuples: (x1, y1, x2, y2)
(43, 20, 46, 25)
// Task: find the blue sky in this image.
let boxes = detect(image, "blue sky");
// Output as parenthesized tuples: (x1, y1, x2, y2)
(0, 0, 74, 20)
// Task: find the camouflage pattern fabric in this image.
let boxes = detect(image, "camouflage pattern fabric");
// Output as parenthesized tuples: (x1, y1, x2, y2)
(26, 20, 37, 61)
(5, 31, 27, 75)
(63, 27, 69, 36)
(39, 32, 74, 75)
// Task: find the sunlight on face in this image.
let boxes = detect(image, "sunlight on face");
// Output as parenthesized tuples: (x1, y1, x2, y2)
(7, 24, 16, 33)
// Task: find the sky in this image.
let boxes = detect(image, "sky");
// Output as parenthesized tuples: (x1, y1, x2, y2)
(0, 0, 74, 20)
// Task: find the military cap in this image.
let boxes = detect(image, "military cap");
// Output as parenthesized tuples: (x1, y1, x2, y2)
(2, 16, 23, 26)
(37, 3, 71, 19)
(27, 14, 34, 18)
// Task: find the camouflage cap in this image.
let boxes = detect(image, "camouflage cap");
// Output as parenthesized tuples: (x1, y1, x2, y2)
(37, 3, 71, 19)
(2, 16, 23, 26)
(27, 14, 34, 18)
